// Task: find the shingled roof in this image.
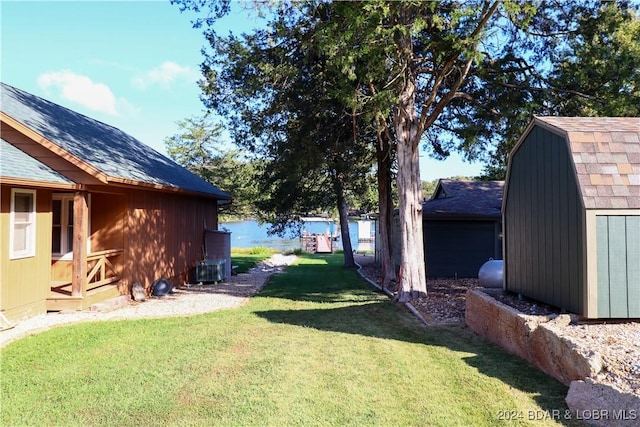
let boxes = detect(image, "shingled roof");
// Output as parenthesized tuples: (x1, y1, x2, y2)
(1, 138, 73, 186)
(534, 116, 640, 209)
(422, 179, 504, 219)
(1, 82, 231, 200)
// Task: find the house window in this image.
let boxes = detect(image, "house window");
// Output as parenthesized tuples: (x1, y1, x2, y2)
(10, 189, 36, 259)
(52, 195, 74, 257)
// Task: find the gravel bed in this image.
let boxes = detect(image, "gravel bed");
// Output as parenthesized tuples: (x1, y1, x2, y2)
(0, 254, 297, 348)
(354, 254, 640, 396)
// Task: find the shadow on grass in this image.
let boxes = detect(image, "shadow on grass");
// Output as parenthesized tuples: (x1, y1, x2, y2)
(254, 255, 579, 426)
(255, 304, 576, 425)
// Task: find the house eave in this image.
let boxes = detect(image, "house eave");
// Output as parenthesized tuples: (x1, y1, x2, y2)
(106, 176, 232, 201)
(0, 176, 80, 190)
(423, 214, 501, 221)
(1, 112, 110, 184)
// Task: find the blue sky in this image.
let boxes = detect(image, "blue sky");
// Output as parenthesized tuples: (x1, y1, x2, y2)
(1, 0, 484, 182)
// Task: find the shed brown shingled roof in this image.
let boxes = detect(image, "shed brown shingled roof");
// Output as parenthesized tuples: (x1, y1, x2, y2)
(535, 117, 640, 209)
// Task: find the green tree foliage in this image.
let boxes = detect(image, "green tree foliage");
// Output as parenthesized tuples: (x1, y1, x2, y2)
(422, 179, 439, 201)
(164, 114, 223, 182)
(164, 114, 261, 218)
(480, 0, 640, 179)
(209, 149, 262, 219)
(173, 0, 640, 300)
(186, 2, 378, 266)
(549, 3, 640, 116)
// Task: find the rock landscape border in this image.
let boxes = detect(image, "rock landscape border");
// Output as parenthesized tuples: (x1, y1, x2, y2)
(465, 288, 640, 427)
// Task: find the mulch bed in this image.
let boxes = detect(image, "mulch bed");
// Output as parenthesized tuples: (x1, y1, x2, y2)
(355, 254, 476, 323)
(355, 254, 559, 324)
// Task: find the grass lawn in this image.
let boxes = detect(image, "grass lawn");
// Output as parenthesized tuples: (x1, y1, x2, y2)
(231, 252, 273, 274)
(1, 254, 580, 426)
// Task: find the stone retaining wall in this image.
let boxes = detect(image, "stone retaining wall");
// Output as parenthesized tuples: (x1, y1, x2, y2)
(465, 289, 639, 427)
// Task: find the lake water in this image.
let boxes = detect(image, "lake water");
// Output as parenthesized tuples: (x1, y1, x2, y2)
(220, 219, 375, 252)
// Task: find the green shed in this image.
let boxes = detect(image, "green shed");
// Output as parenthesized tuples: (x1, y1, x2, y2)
(503, 117, 640, 319)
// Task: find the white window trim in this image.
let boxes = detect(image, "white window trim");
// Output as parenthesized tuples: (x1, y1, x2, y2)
(10, 189, 36, 260)
(52, 194, 74, 259)
(51, 193, 91, 260)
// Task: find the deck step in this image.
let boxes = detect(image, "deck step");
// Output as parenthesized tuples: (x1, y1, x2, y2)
(47, 283, 122, 312)
(46, 296, 84, 312)
(89, 295, 130, 313)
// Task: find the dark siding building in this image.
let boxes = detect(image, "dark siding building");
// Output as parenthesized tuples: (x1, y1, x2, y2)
(422, 179, 503, 278)
(503, 117, 640, 319)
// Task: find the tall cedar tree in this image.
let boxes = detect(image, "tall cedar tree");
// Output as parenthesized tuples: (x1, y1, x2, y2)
(173, 0, 639, 301)
(314, 1, 536, 301)
(181, 1, 375, 267)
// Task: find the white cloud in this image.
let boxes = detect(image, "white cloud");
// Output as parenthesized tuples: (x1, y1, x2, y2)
(37, 71, 119, 116)
(116, 97, 141, 118)
(131, 61, 199, 90)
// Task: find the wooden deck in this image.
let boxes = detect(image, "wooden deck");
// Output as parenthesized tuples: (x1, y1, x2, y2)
(301, 234, 334, 253)
(46, 249, 124, 311)
(315, 234, 332, 253)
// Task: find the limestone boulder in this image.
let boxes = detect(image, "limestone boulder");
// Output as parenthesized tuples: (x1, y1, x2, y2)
(566, 380, 640, 427)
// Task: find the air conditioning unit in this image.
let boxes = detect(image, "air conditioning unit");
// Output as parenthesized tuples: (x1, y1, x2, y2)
(194, 259, 225, 283)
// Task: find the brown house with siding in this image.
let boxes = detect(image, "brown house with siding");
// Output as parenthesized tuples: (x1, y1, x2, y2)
(1, 82, 232, 322)
(503, 116, 639, 319)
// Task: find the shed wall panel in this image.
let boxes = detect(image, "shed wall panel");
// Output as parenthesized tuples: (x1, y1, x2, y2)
(560, 157, 574, 309)
(596, 217, 611, 317)
(608, 216, 629, 318)
(504, 126, 584, 313)
(550, 138, 562, 303)
(627, 218, 640, 317)
(423, 220, 499, 277)
(596, 215, 640, 318)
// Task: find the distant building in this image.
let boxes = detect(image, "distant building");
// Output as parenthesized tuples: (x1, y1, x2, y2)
(393, 179, 504, 278)
(422, 179, 504, 278)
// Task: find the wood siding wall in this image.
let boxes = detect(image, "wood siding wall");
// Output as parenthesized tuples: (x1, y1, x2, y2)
(122, 189, 219, 291)
(1, 183, 223, 320)
(504, 126, 585, 314)
(596, 215, 640, 318)
(423, 220, 501, 278)
(0, 185, 53, 321)
(91, 193, 126, 253)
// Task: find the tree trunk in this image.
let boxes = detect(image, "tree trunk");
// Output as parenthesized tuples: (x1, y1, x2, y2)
(376, 129, 396, 289)
(394, 75, 427, 302)
(333, 171, 356, 268)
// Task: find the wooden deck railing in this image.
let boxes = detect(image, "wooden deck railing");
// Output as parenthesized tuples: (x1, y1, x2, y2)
(86, 249, 123, 291)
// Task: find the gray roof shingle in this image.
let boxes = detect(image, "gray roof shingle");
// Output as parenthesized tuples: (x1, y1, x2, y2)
(535, 117, 640, 209)
(423, 179, 504, 219)
(1, 138, 73, 184)
(1, 82, 231, 200)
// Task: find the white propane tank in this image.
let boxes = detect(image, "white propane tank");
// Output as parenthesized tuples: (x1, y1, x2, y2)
(478, 259, 503, 288)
